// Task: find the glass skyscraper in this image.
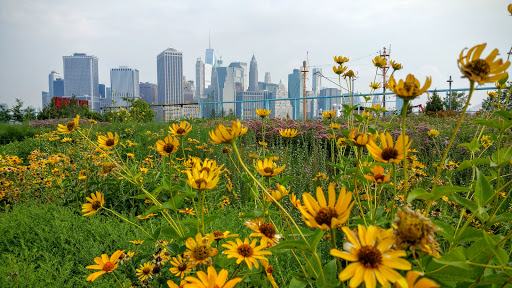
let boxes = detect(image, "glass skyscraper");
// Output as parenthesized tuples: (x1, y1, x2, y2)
(62, 53, 99, 111)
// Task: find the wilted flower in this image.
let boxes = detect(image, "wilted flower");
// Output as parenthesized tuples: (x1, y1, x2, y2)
(394, 205, 440, 257)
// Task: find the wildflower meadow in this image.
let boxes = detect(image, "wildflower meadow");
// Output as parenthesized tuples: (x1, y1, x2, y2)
(1, 43, 512, 288)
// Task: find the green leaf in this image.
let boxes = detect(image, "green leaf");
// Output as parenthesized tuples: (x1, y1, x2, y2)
(407, 186, 471, 203)
(270, 240, 310, 253)
(162, 177, 171, 190)
(323, 260, 340, 286)
(472, 119, 501, 130)
(432, 220, 454, 242)
(433, 247, 471, 270)
(273, 175, 297, 186)
(288, 277, 308, 288)
(407, 188, 430, 202)
(456, 227, 482, 244)
(488, 212, 512, 225)
(483, 231, 509, 267)
(457, 138, 481, 153)
(353, 114, 363, 122)
(161, 193, 190, 211)
(309, 229, 325, 251)
(457, 158, 490, 170)
(490, 145, 512, 168)
(474, 168, 493, 207)
(132, 194, 149, 200)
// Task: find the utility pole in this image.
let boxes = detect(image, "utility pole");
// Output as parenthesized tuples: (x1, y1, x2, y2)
(447, 76, 453, 110)
(379, 46, 391, 108)
(300, 60, 309, 121)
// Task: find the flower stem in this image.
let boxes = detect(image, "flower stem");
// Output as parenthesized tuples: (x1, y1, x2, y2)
(353, 147, 367, 227)
(401, 99, 410, 200)
(330, 228, 342, 273)
(103, 207, 154, 240)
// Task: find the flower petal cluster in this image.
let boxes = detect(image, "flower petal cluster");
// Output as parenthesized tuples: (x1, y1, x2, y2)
(322, 110, 337, 119)
(427, 129, 439, 138)
(222, 238, 272, 269)
(57, 115, 80, 134)
(387, 74, 431, 100)
(97, 132, 119, 150)
(366, 133, 411, 164)
(255, 157, 286, 177)
(169, 121, 192, 136)
(458, 43, 510, 85)
(349, 129, 371, 146)
(156, 136, 179, 156)
(372, 56, 387, 68)
(264, 183, 290, 202)
(333, 65, 348, 75)
(396, 271, 440, 288)
(82, 191, 104, 216)
(183, 233, 218, 266)
(330, 225, 411, 288)
(393, 206, 440, 257)
(169, 254, 192, 278)
(297, 183, 353, 230)
(364, 165, 391, 184)
(390, 60, 403, 71)
(185, 159, 221, 190)
(209, 120, 248, 144)
(183, 266, 242, 288)
(245, 218, 281, 247)
(334, 56, 349, 65)
(255, 109, 271, 118)
(279, 128, 298, 138)
(85, 250, 125, 281)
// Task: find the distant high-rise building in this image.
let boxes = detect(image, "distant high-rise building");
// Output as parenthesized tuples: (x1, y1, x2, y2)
(48, 71, 63, 99)
(98, 84, 106, 99)
(258, 80, 292, 118)
(183, 77, 195, 103)
(157, 48, 183, 121)
(210, 66, 237, 115)
(196, 58, 205, 99)
(205, 33, 215, 65)
(312, 68, 322, 93)
(264, 72, 271, 84)
(53, 78, 64, 98)
(229, 62, 247, 91)
(319, 87, 342, 111)
(236, 90, 270, 119)
(249, 55, 258, 91)
(63, 53, 99, 111)
(140, 82, 158, 105)
(110, 66, 140, 107)
(288, 69, 304, 118)
(42, 91, 50, 108)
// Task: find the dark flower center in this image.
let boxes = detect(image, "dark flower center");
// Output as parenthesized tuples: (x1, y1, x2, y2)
(106, 139, 115, 146)
(142, 267, 151, 275)
(177, 263, 188, 272)
(164, 143, 175, 153)
(263, 167, 274, 174)
(237, 244, 254, 257)
(397, 216, 425, 244)
(465, 59, 491, 79)
(152, 266, 161, 274)
(92, 200, 102, 210)
(176, 127, 186, 135)
(199, 167, 211, 173)
(102, 261, 115, 272)
(192, 245, 209, 260)
(213, 230, 224, 238)
(259, 223, 276, 239)
(374, 175, 385, 182)
(266, 265, 274, 275)
(66, 121, 76, 131)
(381, 147, 399, 161)
(314, 207, 338, 226)
(358, 245, 382, 268)
(195, 178, 207, 187)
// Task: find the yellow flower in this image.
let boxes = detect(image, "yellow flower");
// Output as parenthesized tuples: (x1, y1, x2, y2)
(427, 129, 439, 138)
(361, 110, 373, 120)
(156, 136, 179, 156)
(372, 56, 387, 68)
(255, 157, 286, 177)
(337, 137, 347, 148)
(333, 65, 348, 75)
(184, 266, 242, 288)
(394, 206, 440, 257)
(330, 225, 411, 288)
(81, 191, 104, 217)
(495, 81, 507, 89)
(343, 70, 355, 79)
(297, 183, 353, 230)
(487, 91, 497, 98)
(136, 262, 155, 281)
(209, 120, 248, 144)
(364, 165, 391, 184)
(98, 162, 118, 176)
(349, 129, 370, 146)
(126, 153, 134, 159)
(290, 193, 302, 209)
(179, 208, 195, 215)
(60, 137, 73, 143)
(169, 254, 192, 279)
(322, 110, 336, 118)
(85, 250, 125, 281)
(259, 141, 267, 147)
(264, 183, 290, 202)
(261, 258, 279, 288)
(395, 271, 440, 288)
(387, 74, 431, 100)
(169, 121, 192, 136)
(369, 82, 382, 90)
(312, 172, 329, 181)
(222, 238, 272, 270)
(97, 132, 119, 150)
(279, 128, 298, 138)
(481, 135, 492, 148)
(390, 60, 403, 71)
(129, 239, 144, 245)
(458, 43, 510, 85)
(509, 3, 512, 15)
(57, 115, 80, 134)
(367, 133, 411, 164)
(245, 218, 281, 247)
(255, 109, 271, 118)
(186, 166, 220, 190)
(209, 230, 239, 241)
(334, 56, 349, 65)
(184, 233, 218, 266)
(89, 119, 97, 124)
(330, 123, 341, 129)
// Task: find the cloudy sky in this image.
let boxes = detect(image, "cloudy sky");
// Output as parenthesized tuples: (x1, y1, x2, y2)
(0, 0, 510, 109)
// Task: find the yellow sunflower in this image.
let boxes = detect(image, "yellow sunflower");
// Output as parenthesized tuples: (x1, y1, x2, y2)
(297, 182, 353, 230)
(209, 120, 248, 144)
(279, 128, 298, 138)
(193, 158, 224, 175)
(97, 132, 119, 150)
(349, 129, 370, 146)
(255, 157, 286, 177)
(136, 262, 155, 281)
(255, 109, 271, 118)
(264, 183, 290, 202)
(427, 129, 439, 138)
(185, 166, 220, 190)
(330, 225, 411, 288)
(261, 258, 279, 288)
(387, 74, 431, 100)
(322, 110, 337, 118)
(334, 56, 349, 65)
(366, 133, 411, 164)
(85, 250, 125, 281)
(245, 218, 281, 247)
(372, 56, 387, 68)
(363, 165, 391, 184)
(210, 230, 239, 241)
(390, 60, 403, 71)
(169, 121, 192, 137)
(222, 238, 272, 269)
(369, 82, 382, 90)
(333, 65, 348, 75)
(156, 136, 179, 156)
(57, 115, 80, 134)
(169, 254, 192, 279)
(183, 233, 218, 266)
(396, 271, 440, 288)
(458, 43, 510, 85)
(81, 191, 104, 217)
(184, 266, 242, 288)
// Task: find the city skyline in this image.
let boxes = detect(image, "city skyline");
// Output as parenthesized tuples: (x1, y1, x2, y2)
(0, 0, 510, 109)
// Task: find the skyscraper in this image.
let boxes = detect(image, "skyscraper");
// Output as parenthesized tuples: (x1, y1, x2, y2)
(288, 69, 304, 119)
(110, 66, 140, 107)
(140, 82, 158, 104)
(48, 71, 63, 99)
(98, 84, 106, 99)
(157, 48, 183, 120)
(63, 53, 99, 111)
(248, 55, 258, 91)
(312, 68, 322, 93)
(42, 91, 50, 107)
(264, 72, 271, 84)
(53, 78, 64, 98)
(205, 33, 215, 65)
(196, 58, 205, 99)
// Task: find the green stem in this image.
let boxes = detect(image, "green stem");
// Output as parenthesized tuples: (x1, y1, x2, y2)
(353, 147, 367, 227)
(330, 228, 342, 273)
(391, 163, 397, 219)
(111, 272, 123, 288)
(401, 99, 410, 199)
(103, 207, 154, 240)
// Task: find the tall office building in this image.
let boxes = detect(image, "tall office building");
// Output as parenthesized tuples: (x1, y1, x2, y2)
(140, 82, 158, 105)
(205, 34, 215, 65)
(248, 55, 258, 91)
(319, 88, 342, 111)
(110, 66, 140, 107)
(264, 72, 271, 84)
(42, 91, 50, 108)
(288, 69, 304, 118)
(63, 53, 99, 111)
(157, 48, 183, 120)
(183, 77, 195, 103)
(98, 84, 106, 99)
(48, 71, 63, 98)
(312, 68, 322, 93)
(53, 78, 64, 98)
(196, 58, 205, 99)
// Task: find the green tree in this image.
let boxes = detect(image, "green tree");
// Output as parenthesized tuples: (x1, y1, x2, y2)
(425, 90, 444, 113)
(481, 83, 512, 111)
(23, 107, 37, 122)
(443, 91, 467, 112)
(0, 105, 11, 123)
(11, 98, 24, 122)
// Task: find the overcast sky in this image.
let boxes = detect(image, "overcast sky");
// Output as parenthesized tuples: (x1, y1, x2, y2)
(0, 0, 510, 109)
